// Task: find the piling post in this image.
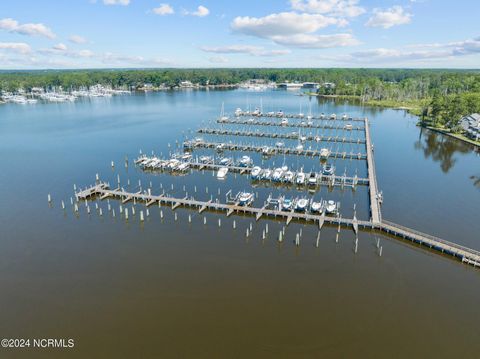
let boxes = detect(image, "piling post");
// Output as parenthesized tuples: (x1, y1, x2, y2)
(233, 220, 236, 229)
(48, 194, 52, 203)
(125, 208, 129, 220)
(140, 210, 144, 222)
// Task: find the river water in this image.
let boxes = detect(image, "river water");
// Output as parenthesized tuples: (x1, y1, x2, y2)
(0, 89, 479, 358)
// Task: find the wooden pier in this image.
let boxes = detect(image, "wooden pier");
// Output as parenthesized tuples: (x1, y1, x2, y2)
(75, 183, 480, 268)
(139, 158, 369, 188)
(235, 112, 365, 122)
(364, 118, 381, 223)
(184, 140, 367, 160)
(217, 118, 364, 131)
(198, 128, 366, 144)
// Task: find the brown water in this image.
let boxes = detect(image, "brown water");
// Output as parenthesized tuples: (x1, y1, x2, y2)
(0, 90, 479, 358)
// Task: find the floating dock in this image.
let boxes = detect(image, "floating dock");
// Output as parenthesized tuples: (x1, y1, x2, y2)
(184, 140, 367, 160)
(198, 128, 366, 144)
(217, 118, 364, 131)
(138, 157, 369, 188)
(235, 112, 365, 122)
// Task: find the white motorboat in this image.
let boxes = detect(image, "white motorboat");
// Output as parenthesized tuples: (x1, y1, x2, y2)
(262, 146, 272, 156)
(296, 171, 306, 185)
(325, 200, 338, 214)
(320, 113, 325, 119)
(275, 141, 285, 148)
(167, 159, 181, 170)
(251, 166, 262, 179)
(276, 110, 284, 117)
(299, 135, 307, 142)
(342, 114, 348, 120)
(239, 155, 253, 167)
(216, 143, 225, 151)
(219, 157, 233, 166)
(217, 167, 228, 179)
(280, 118, 288, 126)
(296, 144, 304, 152)
(177, 162, 190, 171)
(199, 155, 213, 163)
(322, 163, 335, 176)
(308, 172, 317, 186)
(344, 124, 353, 130)
(272, 167, 284, 182)
(281, 198, 293, 211)
(261, 168, 272, 180)
(284, 170, 294, 183)
(310, 201, 323, 213)
(181, 152, 192, 161)
(330, 113, 337, 119)
(295, 198, 309, 212)
(235, 108, 242, 116)
(237, 192, 254, 206)
(320, 148, 331, 158)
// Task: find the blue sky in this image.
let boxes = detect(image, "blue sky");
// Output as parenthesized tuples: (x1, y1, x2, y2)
(0, 0, 479, 69)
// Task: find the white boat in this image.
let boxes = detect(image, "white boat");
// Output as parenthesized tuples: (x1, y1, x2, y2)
(298, 112, 304, 118)
(239, 155, 253, 167)
(284, 171, 294, 183)
(299, 135, 307, 142)
(280, 118, 288, 126)
(325, 200, 338, 214)
(272, 167, 284, 182)
(177, 162, 190, 171)
(281, 198, 293, 211)
(275, 141, 285, 148)
(262, 146, 272, 156)
(217, 167, 228, 179)
(276, 111, 284, 117)
(320, 113, 325, 119)
(261, 169, 272, 180)
(344, 124, 353, 130)
(219, 157, 233, 166)
(342, 114, 347, 120)
(322, 163, 335, 176)
(308, 172, 317, 186)
(330, 113, 337, 119)
(216, 143, 225, 151)
(237, 192, 254, 206)
(296, 144, 304, 152)
(181, 152, 192, 161)
(295, 198, 309, 212)
(235, 108, 242, 116)
(310, 201, 323, 213)
(167, 159, 181, 170)
(199, 155, 213, 163)
(320, 148, 331, 158)
(251, 166, 262, 179)
(296, 171, 306, 185)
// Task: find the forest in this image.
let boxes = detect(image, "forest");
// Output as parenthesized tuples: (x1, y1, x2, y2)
(1, 68, 479, 131)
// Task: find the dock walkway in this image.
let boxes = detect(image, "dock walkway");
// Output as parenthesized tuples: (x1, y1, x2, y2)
(75, 183, 480, 268)
(198, 128, 366, 144)
(218, 118, 364, 131)
(185, 140, 367, 160)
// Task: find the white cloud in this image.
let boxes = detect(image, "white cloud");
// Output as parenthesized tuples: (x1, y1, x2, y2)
(270, 33, 360, 48)
(153, 4, 174, 15)
(103, 0, 130, 5)
(290, 0, 365, 17)
(53, 43, 68, 51)
(201, 45, 291, 56)
(0, 18, 55, 38)
(209, 56, 229, 63)
(184, 5, 210, 17)
(232, 12, 344, 38)
(101, 52, 173, 66)
(0, 42, 32, 54)
(231, 12, 358, 49)
(366, 6, 412, 29)
(321, 36, 480, 64)
(69, 35, 87, 44)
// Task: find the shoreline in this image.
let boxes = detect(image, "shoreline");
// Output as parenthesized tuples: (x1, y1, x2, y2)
(421, 125, 480, 148)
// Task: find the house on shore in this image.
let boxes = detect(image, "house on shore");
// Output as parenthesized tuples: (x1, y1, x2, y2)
(460, 113, 480, 141)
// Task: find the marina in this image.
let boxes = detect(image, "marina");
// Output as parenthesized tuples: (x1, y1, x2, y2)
(217, 117, 365, 131)
(68, 102, 480, 269)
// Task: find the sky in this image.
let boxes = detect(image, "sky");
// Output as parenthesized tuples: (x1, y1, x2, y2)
(0, 0, 479, 69)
